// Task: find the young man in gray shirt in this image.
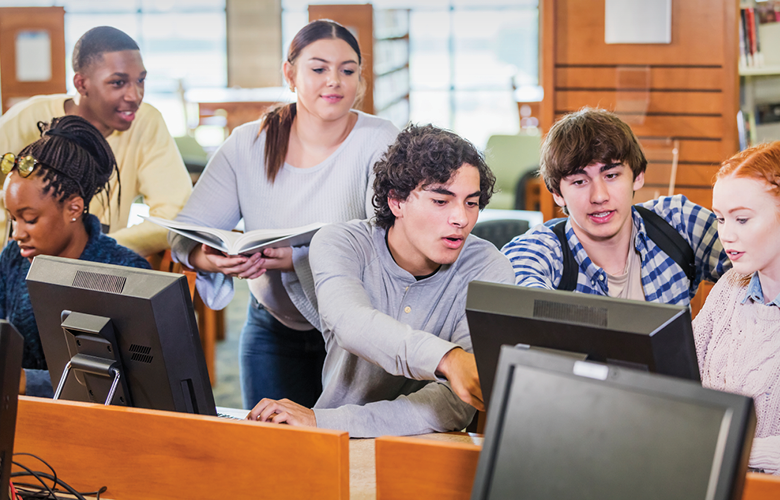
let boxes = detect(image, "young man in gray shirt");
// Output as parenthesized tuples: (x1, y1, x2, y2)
(248, 124, 515, 437)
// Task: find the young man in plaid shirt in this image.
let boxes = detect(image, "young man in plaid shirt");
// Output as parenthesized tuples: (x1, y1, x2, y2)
(502, 108, 729, 305)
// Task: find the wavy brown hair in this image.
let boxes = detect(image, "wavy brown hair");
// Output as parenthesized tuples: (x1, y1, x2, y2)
(540, 107, 647, 195)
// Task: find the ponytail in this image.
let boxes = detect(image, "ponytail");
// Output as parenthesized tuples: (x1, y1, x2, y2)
(260, 102, 297, 184)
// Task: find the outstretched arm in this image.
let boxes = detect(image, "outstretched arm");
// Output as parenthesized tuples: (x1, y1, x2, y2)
(501, 227, 563, 288)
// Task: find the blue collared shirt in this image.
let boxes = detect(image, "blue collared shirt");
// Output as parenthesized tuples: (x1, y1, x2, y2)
(501, 195, 730, 306)
(741, 272, 780, 307)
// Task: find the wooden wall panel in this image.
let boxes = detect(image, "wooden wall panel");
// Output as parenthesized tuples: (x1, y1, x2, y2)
(643, 164, 719, 187)
(641, 139, 724, 164)
(556, 91, 723, 116)
(556, 0, 725, 66)
(555, 67, 725, 90)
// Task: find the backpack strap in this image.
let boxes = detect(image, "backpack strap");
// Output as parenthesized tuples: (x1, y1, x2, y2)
(548, 219, 579, 291)
(634, 205, 696, 284)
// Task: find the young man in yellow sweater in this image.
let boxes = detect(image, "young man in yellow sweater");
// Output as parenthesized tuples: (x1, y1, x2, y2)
(0, 26, 192, 257)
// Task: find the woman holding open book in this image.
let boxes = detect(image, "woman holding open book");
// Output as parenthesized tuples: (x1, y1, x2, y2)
(169, 20, 399, 410)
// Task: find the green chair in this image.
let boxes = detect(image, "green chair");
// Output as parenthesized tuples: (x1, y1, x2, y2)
(174, 135, 210, 176)
(484, 133, 541, 210)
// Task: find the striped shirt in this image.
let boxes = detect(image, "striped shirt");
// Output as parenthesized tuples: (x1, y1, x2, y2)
(501, 195, 730, 306)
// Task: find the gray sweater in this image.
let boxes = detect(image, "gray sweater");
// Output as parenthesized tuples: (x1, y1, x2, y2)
(169, 111, 398, 328)
(310, 220, 516, 437)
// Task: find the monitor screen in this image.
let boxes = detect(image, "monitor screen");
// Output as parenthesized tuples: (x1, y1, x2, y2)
(0, 321, 23, 500)
(466, 281, 701, 407)
(26, 255, 216, 416)
(471, 347, 755, 500)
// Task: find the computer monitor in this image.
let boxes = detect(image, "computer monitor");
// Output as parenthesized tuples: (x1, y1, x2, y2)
(26, 255, 217, 416)
(466, 281, 701, 407)
(471, 346, 755, 500)
(0, 321, 23, 500)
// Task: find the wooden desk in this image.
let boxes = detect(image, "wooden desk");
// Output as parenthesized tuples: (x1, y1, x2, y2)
(13, 397, 349, 499)
(374, 434, 780, 500)
(12, 399, 780, 499)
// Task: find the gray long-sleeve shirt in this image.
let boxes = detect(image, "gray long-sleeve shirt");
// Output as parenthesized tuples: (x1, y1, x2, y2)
(310, 220, 516, 437)
(169, 111, 398, 328)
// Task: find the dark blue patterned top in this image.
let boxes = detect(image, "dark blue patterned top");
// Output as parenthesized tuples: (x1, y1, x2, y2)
(0, 214, 151, 371)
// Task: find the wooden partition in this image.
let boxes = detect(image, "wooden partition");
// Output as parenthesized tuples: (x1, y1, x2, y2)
(375, 435, 780, 500)
(539, 0, 739, 219)
(0, 7, 66, 113)
(375, 436, 480, 500)
(12, 397, 349, 499)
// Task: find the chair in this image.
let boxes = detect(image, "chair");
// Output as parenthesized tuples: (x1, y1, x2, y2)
(484, 133, 541, 210)
(471, 219, 530, 250)
(174, 135, 209, 180)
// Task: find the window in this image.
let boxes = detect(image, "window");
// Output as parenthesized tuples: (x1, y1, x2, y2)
(282, 0, 538, 148)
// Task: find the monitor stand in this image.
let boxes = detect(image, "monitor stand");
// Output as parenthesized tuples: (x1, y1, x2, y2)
(52, 311, 132, 407)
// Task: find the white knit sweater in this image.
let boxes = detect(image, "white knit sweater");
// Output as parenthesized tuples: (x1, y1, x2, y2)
(693, 269, 780, 474)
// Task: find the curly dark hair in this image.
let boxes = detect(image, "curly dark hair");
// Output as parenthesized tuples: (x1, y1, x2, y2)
(372, 124, 496, 230)
(19, 115, 119, 213)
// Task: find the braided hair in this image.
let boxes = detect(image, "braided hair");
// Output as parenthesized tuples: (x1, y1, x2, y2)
(18, 115, 120, 213)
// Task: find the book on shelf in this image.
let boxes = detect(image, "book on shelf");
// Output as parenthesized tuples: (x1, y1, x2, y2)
(740, 5, 779, 68)
(143, 216, 326, 256)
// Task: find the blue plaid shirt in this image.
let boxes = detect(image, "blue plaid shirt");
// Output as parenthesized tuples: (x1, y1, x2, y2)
(501, 195, 730, 306)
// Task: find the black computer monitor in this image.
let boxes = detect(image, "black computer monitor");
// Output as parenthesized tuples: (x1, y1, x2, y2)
(0, 321, 23, 500)
(26, 255, 217, 416)
(471, 346, 755, 500)
(466, 281, 701, 407)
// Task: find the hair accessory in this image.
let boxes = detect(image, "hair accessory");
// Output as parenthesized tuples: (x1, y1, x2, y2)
(1, 152, 87, 199)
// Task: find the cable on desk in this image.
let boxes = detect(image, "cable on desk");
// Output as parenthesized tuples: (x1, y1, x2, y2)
(11, 453, 107, 500)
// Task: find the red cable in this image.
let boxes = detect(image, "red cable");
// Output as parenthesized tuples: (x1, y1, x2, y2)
(9, 481, 20, 500)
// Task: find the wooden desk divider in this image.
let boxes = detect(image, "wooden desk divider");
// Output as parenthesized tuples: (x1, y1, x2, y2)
(374, 435, 780, 500)
(375, 436, 480, 500)
(744, 473, 780, 500)
(13, 397, 349, 499)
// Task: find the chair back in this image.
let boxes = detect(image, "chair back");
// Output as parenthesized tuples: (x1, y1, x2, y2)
(471, 219, 530, 250)
(485, 134, 541, 209)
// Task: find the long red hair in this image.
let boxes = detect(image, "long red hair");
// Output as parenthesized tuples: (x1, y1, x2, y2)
(717, 142, 780, 194)
(716, 142, 780, 285)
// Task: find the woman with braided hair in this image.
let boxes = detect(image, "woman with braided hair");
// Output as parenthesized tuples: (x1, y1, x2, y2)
(1, 115, 150, 397)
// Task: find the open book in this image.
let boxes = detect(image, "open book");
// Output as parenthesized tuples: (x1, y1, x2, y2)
(144, 216, 326, 256)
